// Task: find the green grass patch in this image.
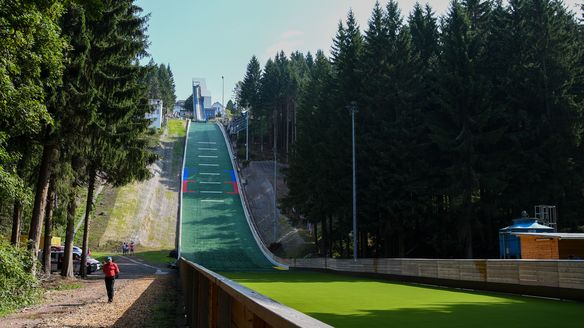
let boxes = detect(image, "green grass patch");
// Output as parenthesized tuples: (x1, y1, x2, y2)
(105, 182, 139, 238)
(90, 251, 115, 263)
(88, 187, 118, 250)
(167, 119, 186, 137)
(134, 249, 174, 266)
(73, 187, 89, 245)
(48, 280, 82, 291)
(168, 120, 186, 173)
(223, 271, 584, 328)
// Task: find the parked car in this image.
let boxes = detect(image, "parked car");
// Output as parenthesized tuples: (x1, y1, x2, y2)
(42, 247, 100, 274)
(72, 250, 101, 273)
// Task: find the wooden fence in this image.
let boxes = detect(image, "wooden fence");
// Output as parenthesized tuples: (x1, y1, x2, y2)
(179, 258, 331, 328)
(283, 258, 584, 299)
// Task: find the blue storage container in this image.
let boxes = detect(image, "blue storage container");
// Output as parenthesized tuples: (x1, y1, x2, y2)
(499, 214, 554, 259)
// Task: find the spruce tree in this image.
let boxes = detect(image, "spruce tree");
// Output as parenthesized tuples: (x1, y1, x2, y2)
(78, 0, 155, 277)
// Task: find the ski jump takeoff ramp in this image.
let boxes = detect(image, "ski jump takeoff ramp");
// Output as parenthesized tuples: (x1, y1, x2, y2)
(179, 122, 287, 271)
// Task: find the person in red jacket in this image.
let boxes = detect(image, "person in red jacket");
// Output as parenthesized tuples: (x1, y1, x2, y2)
(102, 257, 120, 303)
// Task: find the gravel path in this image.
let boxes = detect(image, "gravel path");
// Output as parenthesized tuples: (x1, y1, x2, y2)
(2, 256, 177, 328)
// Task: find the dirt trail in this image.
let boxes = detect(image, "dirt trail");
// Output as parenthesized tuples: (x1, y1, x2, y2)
(2, 256, 176, 328)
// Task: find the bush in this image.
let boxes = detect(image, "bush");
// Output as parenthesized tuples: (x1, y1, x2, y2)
(0, 242, 41, 316)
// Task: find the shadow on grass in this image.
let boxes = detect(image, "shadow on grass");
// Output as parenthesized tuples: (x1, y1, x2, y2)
(226, 270, 393, 283)
(307, 300, 584, 328)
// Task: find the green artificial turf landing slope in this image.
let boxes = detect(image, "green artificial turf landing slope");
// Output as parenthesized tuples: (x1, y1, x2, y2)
(224, 271, 584, 328)
(181, 123, 274, 271)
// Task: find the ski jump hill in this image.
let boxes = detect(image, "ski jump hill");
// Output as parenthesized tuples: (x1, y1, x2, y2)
(179, 121, 287, 272)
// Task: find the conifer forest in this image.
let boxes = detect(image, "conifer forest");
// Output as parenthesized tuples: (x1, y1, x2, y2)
(235, 0, 584, 259)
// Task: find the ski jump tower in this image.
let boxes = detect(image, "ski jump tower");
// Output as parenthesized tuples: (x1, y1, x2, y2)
(192, 78, 211, 121)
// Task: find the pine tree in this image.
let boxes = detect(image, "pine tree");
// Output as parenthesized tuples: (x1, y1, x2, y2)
(325, 11, 364, 256)
(431, 0, 497, 258)
(284, 50, 333, 253)
(496, 0, 583, 225)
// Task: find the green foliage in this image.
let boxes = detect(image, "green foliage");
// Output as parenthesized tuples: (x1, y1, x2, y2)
(226, 99, 236, 117)
(183, 94, 193, 112)
(145, 60, 177, 121)
(238, 56, 262, 110)
(0, 242, 41, 316)
(0, 0, 66, 199)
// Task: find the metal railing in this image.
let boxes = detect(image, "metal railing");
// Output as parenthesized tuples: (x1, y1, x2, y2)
(179, 258, 331, 328)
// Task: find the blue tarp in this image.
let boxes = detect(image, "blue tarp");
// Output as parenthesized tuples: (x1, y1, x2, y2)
(499, 218, 554, 258)
(500, 218, 555, 232)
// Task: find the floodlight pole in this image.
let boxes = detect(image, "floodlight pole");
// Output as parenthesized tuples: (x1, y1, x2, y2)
(246, 112, 249, 161)
(348, 102, 358, 261)
(273, 110, 278, 243)
(222, 76, 225, 115)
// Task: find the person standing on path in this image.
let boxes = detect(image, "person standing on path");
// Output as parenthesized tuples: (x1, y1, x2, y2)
(129, 241, 134, 255)
(102, 257, 120, 303)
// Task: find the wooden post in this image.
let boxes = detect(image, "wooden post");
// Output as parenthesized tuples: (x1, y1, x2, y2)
(217, 289, 231, 328)
(197, 275, 209, 327)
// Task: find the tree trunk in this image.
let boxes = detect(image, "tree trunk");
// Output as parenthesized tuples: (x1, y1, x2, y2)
(62, 187, 78, 277)
(375, 226, 380, 258)
(321, 218, 327, 257)
(10, 200, 23, 245)
(328, 216, 333, 258)
(286, 101, 290, 155)
(462, 148, 474, 259)
(81, 169, 97, 278)
(42, 178, 56, 274)
(248, 117, 252, 160)
(273, 109, 277, 154)
(313, 221, 319, 255)
(28, 142, 56, 273)
(397, 226, 405, 258)
(293, 103, 297, 146)
(339, 234, 348, 258)
(462, 201, 473, 259)
(260, 120, 264, 153)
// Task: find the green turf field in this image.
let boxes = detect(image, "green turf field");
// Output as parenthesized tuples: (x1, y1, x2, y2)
(224, 270, 584, 328)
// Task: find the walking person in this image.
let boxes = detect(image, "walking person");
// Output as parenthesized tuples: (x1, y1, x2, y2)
(102, 257, 120, 303)
(129, 241, 134, 255)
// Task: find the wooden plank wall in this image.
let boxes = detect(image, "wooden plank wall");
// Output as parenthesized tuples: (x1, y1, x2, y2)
(179, 259, 332, 328)
(288, 258, 584, 290)
(520, 236, 559, 259)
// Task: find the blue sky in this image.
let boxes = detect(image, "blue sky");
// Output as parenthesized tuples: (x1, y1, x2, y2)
(136, 0, 581, 102)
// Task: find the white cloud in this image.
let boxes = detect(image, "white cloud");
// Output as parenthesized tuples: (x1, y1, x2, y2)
(280, 29, 304, 39)
(264, 29, 305, 58)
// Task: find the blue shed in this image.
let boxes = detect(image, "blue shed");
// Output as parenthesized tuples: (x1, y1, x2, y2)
(499, 214, 554, 259)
